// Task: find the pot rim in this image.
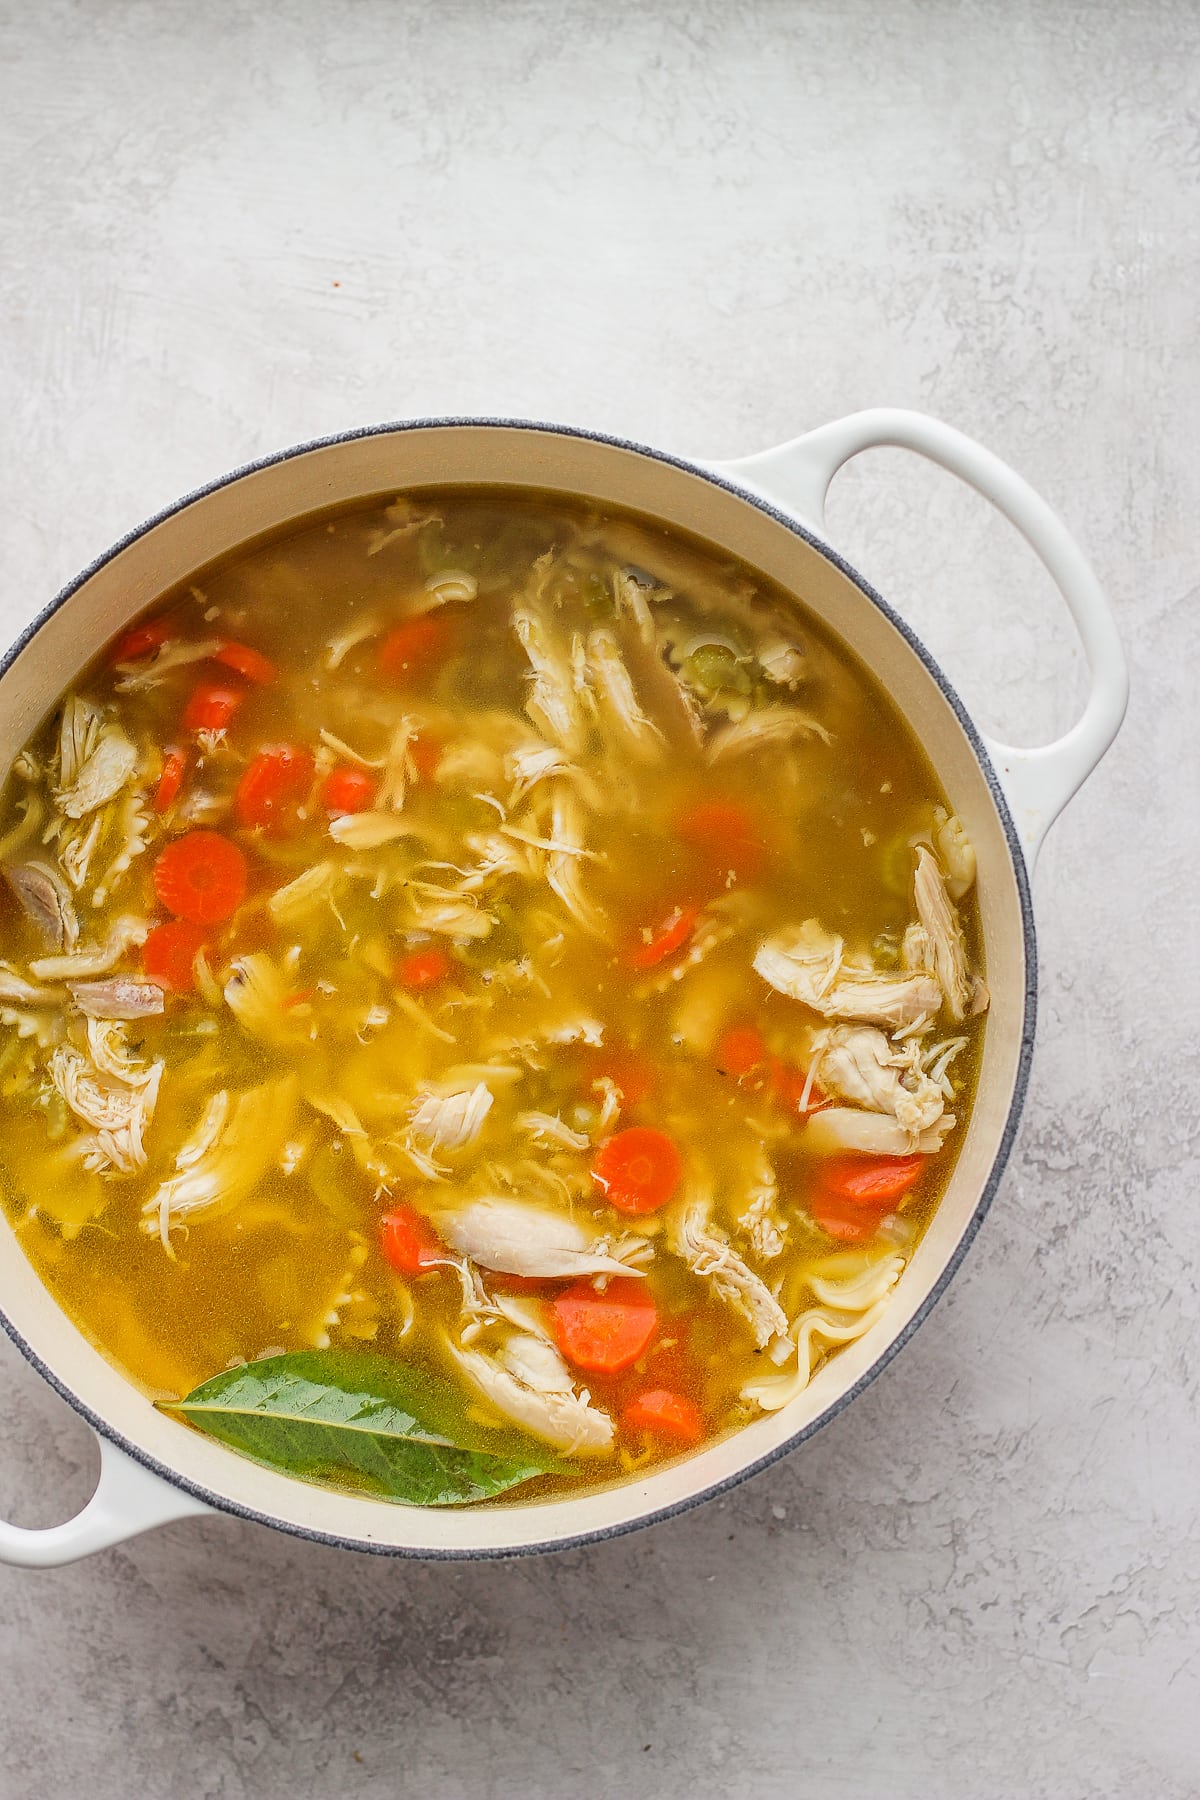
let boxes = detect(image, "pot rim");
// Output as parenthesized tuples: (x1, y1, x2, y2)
(0, 416, 1036, 1558)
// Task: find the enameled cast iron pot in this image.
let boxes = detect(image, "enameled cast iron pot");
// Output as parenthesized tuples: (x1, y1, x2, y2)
(0, 411, 1127, 1565)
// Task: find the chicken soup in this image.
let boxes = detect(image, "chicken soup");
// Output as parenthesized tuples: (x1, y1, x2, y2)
(0, 491, 986, 1506)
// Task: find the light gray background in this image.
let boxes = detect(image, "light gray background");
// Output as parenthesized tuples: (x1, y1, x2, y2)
(0, 3, 1196, 1796)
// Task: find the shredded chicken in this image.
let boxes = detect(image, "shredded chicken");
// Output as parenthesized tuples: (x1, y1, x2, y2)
(734, 1152, 787, 1261)
(512, 568, 589, 752)
(804, 1104, 956, 1157)
(541, 785, 607, 939)
(447, 1332, 614, 1454)
(142, 1077, 298, 1248)
(707, 706, 830, 763)
(50, 1031, 163, 1175)
(612, 568, 657, 644)
(224, 954, 312, 1047)
(753, 919, 943, 1029)
(506, 741, 575, 804)
(585, 628, 663, 759)
(913, 846, 972, 1023)
(516, 1111, 590, 1152)
(756, 634, 807, 688)
(408, 1082, 493, 1155)
(3, 860, 78, 949)
(114, 638, 222, 690)
(52, 700, 139, 818)
(432, 1196, 644, 1278)
(669, 1195, 787, 1347)
(268, 861, 344, 925)
(933, 808, 977, 900)
(328, 810, 418, 850)
(811, 1023, 946, 1138)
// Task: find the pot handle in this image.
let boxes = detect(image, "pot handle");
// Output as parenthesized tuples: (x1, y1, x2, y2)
(0, 1429, 210, 1568)
(713, 409, 1127, 865)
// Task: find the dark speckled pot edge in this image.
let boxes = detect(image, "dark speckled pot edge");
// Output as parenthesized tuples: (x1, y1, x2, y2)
(0, 417, 1036, 1560)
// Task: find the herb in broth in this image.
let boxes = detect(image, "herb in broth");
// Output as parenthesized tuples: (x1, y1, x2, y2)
(0, 489, 987, 1505)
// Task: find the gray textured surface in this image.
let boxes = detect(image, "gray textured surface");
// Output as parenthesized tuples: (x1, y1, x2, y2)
(0, 2, 1196, 1795)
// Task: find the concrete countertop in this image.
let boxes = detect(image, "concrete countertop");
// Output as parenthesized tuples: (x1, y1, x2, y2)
(0, 3, 1196, 1795)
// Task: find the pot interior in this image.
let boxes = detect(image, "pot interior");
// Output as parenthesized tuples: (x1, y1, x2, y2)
(0, 425, 1031, 1555)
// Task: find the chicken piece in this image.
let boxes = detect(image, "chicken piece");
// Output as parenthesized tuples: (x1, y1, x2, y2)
(933, 808, 977, 900)
(408, 1082, 494, 1155)
(803, 1104, 956, 1157)
(328, 810, 419, 850)
(516, 1111, 590, 1152)
(114, 638, 222, 690)
(29, 915, 148, 983)
(735, 1151, 787, 1262)
(537, 784, 607, 940)
(3, 860, 78, 950)
(225, 954, 312, 1048)
(403, 884, 495, 940)
(512, 574, 588, 752)
(268, 861, 344, 925)
(54, 697, 103, 789)
(431, 1196, 644, 1279)
(447, 1333, 614, 1454)
(612, 569, 657, 644)
(811, 1024, 946, 1138)
(707, 706, 830, 764)
(49, 1036, 163, 1176)
(756, 635, 807, 689)
(53, 699, 139, 819)
(669, 1197, 787, 1348)
(142, 1077, 298, 1248)
(753, 919, 942, 1030)
(69, 977, 165, 1020)
(506, 741, 575, 804)
(913, 846, 972, 1023)
(585, 629, 663, 760)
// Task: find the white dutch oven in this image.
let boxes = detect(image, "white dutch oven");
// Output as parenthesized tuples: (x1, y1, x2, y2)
(0, 411, 1127, 1565)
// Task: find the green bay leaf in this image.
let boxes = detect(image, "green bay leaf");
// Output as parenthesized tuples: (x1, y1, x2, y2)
(164, 1350, 548, 1507)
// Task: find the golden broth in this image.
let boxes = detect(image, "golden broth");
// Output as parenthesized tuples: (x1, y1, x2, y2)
(0, 490, 985, 1502)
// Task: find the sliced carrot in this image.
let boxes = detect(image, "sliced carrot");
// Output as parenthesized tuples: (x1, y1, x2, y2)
(552, 1278, 657, 1375)
(321, 766, 376, 813)
(716, 1025, 770, 1078)
(142, 920, 208, 993)
(676, 797, 767, 886)
(409, 731, 442, 780)
(182, 680, 245, 734)
(627, 903, 698, 970)
(153, 748, 187, 814)
(153, 830, 248, 924)
(592, 1126, 682, 1215)
(395, 946, 452, 991)
(820, 1153, 926, 1204)
(378, 615, 454, 681)
(624, 1388, 704, 1447)
(113, 616, 172, 662)
(808, 1192, 889, 1244)
(380, 1206, 444, 1276)
(213, 641, 277, 685)
(234, 745, 315, 831)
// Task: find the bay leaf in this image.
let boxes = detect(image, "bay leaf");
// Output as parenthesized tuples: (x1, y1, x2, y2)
(165, 1350, 547, 1507)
